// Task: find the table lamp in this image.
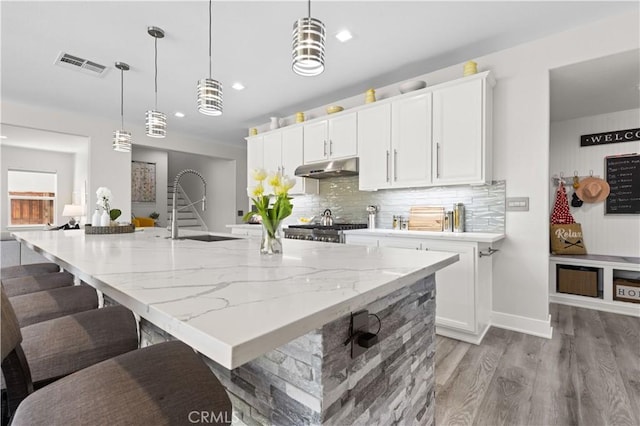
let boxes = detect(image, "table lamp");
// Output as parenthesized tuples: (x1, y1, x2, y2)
(62, 204, 85, 227)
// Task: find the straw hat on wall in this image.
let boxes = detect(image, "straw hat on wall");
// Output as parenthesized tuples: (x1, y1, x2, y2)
(576, 177, 610, 203)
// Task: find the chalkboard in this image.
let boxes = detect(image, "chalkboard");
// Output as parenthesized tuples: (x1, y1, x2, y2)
(606, 154, 640, 214)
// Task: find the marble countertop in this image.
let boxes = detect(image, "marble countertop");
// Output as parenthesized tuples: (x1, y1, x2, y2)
(343, 228, 505, 243)
(12, 228, 457, 369)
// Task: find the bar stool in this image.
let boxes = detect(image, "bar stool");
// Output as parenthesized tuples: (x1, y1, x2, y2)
(1, 294, 232, 425)
(2, 271, 75, 298)
(1, 287, 139, 418)
(10, 286, 99, 327)
(0, 263, 61, 280)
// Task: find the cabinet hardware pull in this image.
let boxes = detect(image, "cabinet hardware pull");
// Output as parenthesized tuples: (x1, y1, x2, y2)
(393, 149, 398, 181)
(436, 143, 441, 178)
(386, 151, 390, 182)
(323, 140, 327, 157)
(330, 140, 333, 156)
(479, 248, 499, 257)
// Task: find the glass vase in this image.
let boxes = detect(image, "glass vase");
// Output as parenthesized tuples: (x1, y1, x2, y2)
(260, 222, 283, 255)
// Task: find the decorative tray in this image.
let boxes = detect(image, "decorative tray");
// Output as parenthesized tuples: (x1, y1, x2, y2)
(84, 224, 135, 234)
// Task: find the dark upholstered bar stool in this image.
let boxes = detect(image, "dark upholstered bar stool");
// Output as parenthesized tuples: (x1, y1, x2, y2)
(1, 271, 75, 298)
(2, 289, 232, 426)
(9, 286, 99, 327)
(0, 263, 61, 280)
(1, 287, 139, 419)
(12, 341, 233, 425)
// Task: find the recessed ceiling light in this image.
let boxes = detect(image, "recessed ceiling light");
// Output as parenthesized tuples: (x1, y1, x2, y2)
(232, 82, 245, 91)
(335, 30, 353, 43)
(174, 112, 185, 118)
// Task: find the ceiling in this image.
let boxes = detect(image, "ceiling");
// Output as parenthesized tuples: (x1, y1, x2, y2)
(1, 1, 638, 148)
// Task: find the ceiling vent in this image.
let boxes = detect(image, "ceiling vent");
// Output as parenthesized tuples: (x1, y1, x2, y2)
(54, 52, 108, 77)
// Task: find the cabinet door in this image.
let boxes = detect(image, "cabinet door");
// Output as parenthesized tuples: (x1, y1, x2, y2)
(378, 236, 422, 250)
(262, 132, 282, 175)
(303, 120, 328, 163)
(391, 93, 432, 187)
(358, 104, 391, 191)
(423, 241, 476, 333)
(282, 127, 317, 194)
(328, 112, 357, 159)
(343, 234, 378, 247)
(432, 78, 484, 185)
(247, 136, 264, 185)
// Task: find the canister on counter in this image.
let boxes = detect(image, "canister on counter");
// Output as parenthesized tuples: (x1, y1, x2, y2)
(392, 215, 399, 230)
(400, 216, 409, 231)
(453, 203, 465, 233)
(444, 211, 454, 232)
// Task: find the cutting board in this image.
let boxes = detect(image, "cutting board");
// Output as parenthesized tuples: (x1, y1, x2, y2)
(408, 206, 445, 231)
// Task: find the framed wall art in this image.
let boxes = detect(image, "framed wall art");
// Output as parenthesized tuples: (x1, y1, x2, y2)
(131, 161, 156, 202)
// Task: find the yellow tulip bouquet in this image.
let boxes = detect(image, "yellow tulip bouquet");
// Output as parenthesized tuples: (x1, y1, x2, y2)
(244, 169, 295, 254)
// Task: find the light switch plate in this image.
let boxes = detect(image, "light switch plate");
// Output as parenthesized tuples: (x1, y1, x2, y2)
(506, 197, 529, 211)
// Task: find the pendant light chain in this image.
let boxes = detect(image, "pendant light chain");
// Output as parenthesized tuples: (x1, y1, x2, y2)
(120, 67, 124, 129)
(154, 36, 158, 110)
(209, 0, 212, 79)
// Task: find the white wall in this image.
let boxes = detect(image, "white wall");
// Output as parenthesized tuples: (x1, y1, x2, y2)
(550, 109, 640, 257)
(1, 146, 74, 229)
(1, 100, 247, 230)
(168, 151, 237, 233)
(131, 147, 169, 227)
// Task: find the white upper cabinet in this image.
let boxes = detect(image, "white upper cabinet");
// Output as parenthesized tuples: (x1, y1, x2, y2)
(246, 135, 264, 186)
(247, 128, 317, 195)
(304, 112, 357, 163)
(358, 104, 392, 190)
(281, 127, 317, 194)
(391, 93, 433, 187)
(358, 72, 493, 190)
(358, 94, 432, 190)
(432, 76, 493, 185)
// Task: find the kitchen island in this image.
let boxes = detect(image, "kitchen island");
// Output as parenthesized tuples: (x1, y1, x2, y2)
(12, 228, 457, 425)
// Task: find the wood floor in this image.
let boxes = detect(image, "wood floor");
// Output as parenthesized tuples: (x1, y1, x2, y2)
(435, 304, 640, 426)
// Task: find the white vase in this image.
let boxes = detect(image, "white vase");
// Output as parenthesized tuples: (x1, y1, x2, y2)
(100, 211, 110, 226)
(269, 117, 282, 130)
(91, 208, 101, 226)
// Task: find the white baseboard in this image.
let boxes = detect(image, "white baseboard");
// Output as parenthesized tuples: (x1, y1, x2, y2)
(491, 311, 553, 339)
(550, 293, 640, 317)
(436, 322, 490, 345)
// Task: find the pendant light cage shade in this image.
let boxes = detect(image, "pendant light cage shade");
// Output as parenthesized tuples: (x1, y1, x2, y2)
(113, 130, 132, 152)
(197, 78, 223, 116)
(145, 110, 167, 138)
(292, 16, 326, 76)
(113, 61, 132, 152)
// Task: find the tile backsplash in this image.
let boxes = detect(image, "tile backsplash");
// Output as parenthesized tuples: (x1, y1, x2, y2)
(288, 176, 505, 233)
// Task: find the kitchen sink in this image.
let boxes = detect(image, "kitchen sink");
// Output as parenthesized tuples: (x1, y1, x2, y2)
(175, 235, 240, 242)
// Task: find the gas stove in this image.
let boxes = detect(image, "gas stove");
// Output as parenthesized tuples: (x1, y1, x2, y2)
(284, 224, 368, 243)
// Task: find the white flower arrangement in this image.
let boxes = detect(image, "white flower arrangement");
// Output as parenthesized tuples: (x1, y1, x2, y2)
(96, 187, 112, 212)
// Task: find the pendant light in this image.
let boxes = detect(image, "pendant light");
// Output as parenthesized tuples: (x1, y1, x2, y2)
(292, 0, 325, 76)
(112, 62, 132, 152)
(146, 26, 167, 138)
(197, 0, 223, 116)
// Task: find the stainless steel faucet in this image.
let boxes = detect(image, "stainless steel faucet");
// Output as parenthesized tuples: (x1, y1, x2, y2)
(171, 169, 207, 239)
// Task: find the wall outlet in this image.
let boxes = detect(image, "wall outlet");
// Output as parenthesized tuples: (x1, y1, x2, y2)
(237, 210, 244, 217)
(506, 197, 529, 211)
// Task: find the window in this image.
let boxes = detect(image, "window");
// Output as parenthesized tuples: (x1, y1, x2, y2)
(8, 170, 57, 226)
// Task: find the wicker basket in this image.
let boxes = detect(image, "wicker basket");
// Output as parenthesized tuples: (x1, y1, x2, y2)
(85, 224, 135, 234)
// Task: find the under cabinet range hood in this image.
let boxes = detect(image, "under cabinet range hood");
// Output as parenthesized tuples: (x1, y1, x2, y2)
(294, 158, 359, 179)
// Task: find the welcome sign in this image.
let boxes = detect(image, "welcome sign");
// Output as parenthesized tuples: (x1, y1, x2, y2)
(581, 128, 640, 147)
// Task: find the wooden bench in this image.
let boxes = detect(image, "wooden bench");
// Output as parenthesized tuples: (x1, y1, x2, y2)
(549, 254, 640, 317)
